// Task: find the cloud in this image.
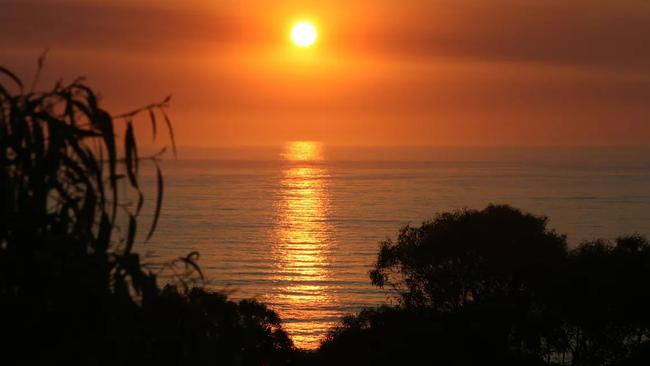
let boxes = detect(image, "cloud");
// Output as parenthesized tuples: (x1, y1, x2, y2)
(3, 0, 650, 72)
(0, 0, 239, 52)
(348, 0, 650, 71)
(1, 0, 648, 146)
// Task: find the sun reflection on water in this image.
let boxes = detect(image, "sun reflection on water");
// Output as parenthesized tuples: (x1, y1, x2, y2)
(269, 141, 337, 349)
(281, 141, 324, 161)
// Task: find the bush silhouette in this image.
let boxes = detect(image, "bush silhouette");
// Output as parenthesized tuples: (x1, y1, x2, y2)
(370, 205, 567, 310)
(555, 235, 650, 365)
(4, 62, 650, 366)
(0, 64, 295, 365)
(317, 206, 650, 366)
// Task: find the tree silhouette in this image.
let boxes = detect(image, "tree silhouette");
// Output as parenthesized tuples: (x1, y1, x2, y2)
(0, 64, 295, 365)
(5, 62, 649, 366)
(317, 205, 650, 366)
(370, 205, 567, 310)
(556, 235, 650, 365)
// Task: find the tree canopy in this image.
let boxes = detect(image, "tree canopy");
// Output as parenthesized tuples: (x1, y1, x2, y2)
(370, 205, 567, 310)
(319, 205, 650, 366)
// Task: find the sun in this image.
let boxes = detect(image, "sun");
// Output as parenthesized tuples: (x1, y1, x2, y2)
(291, 22, 317, 48)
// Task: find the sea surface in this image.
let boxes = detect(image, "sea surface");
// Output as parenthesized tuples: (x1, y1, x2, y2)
(138, 143, 650, 349)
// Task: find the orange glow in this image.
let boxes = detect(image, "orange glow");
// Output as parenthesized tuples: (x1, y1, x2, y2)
(4, 1, 649, 147)
(270, 142, 336, 348)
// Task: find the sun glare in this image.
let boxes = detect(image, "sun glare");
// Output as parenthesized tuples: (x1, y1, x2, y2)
(282, 141, 323, 161)
(291, 22, 317, 48)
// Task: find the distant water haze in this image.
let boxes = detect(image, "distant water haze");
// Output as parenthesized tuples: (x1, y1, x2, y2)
(168, 144, 650, 165)
(136, 142, 650, 348)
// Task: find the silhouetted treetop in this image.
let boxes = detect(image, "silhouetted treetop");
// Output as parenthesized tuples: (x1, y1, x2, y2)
(320, 207, 650, 366)
(370, 204, 567, 310)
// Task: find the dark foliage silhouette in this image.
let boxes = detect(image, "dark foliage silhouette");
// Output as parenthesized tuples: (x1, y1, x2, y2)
(3, 62, 650, 366)
(369, 205, 567, 310)
(555, 236, 650, 365)
(315, 206, 650, 366)
(0, 64, 294, 365)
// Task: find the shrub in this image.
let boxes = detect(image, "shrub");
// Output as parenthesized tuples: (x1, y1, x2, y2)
(0, 63, 295, 365)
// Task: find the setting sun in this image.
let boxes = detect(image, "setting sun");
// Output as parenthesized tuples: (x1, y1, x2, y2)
(291, 21, 317, 48)
(4, 0, 650, 359)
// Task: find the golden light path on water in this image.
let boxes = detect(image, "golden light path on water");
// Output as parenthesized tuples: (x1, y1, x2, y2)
(270, 141, 337, 349)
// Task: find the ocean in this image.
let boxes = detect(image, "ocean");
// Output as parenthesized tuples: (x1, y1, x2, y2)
(137, 143, 650, 348)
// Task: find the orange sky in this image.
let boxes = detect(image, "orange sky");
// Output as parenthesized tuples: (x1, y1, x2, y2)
(2, 0, 650, 147)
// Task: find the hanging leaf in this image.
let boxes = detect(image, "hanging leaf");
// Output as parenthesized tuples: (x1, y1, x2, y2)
(125, 214, 137, 254)
(124, 121, 139, 188)
(145, 162, 164, 242)
(149, 108, 157, 141)
(161, 109, 177, 158)
(0, 65, 23, 90)
(181, 251, 204, 280)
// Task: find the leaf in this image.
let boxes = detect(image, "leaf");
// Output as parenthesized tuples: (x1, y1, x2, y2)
(75, 84, 98, 111)
(96, 110, 118, 221)
(0, 65, 23, 90)
(0, 83, 10, 99)
(32, 116, 45, 160)
(72, 100, 92, 121)
(161, 109, 177, 158)
(80, 189, 97, 236)
(149, 108, 157, 140)
(125, 214, 137, 254)
(182, 251, 204, 280)
(135, 191, 144, 216)
(124, 122, 138, 188)
(97, 213, 111, 252)
(145, 162, 164, 242)
(30, 49, 49, 92)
